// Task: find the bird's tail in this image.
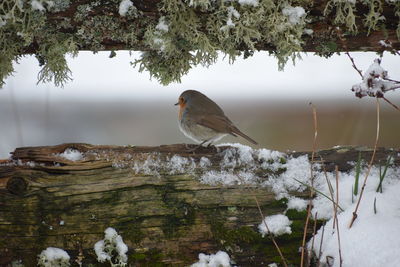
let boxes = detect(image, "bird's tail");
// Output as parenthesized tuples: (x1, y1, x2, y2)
(231, 127, 258, 145)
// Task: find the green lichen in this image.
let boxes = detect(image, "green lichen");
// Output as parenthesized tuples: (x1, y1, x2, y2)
(395, 2, 400, 39)
(134, 0, 309, 84)
(324, 0, 357, 33)
(315, 40, 338, 58)
(324, 0, 395, 38)
(0, 0, 75, 87)
(362, 0, 384, 35)
(128, 249, 165, 266)
(36, 36, 78, 87)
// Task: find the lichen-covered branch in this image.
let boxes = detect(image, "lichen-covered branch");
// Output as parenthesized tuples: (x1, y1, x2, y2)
(1, 0, 399, 86)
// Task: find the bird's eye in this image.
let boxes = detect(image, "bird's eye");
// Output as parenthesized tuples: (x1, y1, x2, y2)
(180, 97, 184, 103)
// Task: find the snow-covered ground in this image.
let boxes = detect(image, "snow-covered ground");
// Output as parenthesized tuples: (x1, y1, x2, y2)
(196, 143, 400, 267)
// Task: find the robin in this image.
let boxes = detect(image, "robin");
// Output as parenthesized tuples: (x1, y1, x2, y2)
(175, 90, 258, 146)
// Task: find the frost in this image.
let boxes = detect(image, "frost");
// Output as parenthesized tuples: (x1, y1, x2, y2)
(258, 214, 292, 237)
(94, 227, 128, 266)
(200, 143, 288, 187)
(119, 0, 133, 16)
(282, 5, 306, 25)
(238, 0, 259, 7)
(199, 157, 211, 168)
(38, 247, 70, 267)
(57, 148, 83, 161)
(200, 170, 257, 185)
(167, 155, 196, 174)
(191, 251, 231, 267)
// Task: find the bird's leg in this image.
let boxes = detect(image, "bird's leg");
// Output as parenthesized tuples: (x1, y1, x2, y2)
(186, 140, 208, 153)
(206, 142, 220, 153)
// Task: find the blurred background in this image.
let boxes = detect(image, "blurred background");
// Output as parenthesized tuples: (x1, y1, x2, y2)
(1, 51, 399, 158)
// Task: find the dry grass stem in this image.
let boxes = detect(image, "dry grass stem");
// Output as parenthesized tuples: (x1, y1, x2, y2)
(317, 223, 326, 267)
(300, 103, 318, 267)
(253, 195, 288, 267)
(349, 98, 380, 228)
(311, 212, 318, 255)
(335, 166, 343, 267)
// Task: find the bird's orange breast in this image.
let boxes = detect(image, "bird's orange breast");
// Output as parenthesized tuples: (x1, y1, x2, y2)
(178, 102, 186, 120)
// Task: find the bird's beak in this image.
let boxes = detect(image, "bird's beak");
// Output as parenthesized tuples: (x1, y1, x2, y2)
(174, 102, 179, 106)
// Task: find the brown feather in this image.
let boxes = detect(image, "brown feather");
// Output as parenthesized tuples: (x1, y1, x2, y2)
(196, 114, 258, 145)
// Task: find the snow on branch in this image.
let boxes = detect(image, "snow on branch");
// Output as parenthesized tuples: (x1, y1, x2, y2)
(351, 58, 400, 98)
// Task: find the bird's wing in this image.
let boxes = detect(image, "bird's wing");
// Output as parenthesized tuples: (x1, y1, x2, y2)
(195, 114, 233, 134)
(196, 114, 258, 145)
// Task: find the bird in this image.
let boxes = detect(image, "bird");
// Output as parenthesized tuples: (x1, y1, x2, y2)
(175, 90, 258, 147)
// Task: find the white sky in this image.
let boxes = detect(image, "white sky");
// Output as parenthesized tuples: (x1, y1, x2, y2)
(2, 51, 400, 102)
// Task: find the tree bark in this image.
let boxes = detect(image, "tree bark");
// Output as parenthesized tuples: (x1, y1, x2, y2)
(0, 143, 398, 266)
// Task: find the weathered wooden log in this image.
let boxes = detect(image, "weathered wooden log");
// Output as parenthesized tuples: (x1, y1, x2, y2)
(0, 143, 398, 266)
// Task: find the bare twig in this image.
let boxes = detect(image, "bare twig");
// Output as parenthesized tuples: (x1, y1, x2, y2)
(335, 28, 363, 79)
(300, 103, 318, 267)
(254, 195, 288, 267)
(383, 77, 400, 84)
(349, 98, 380, 228)
(383, 96, 400, 112)
(321, 164, 338, 229)
(334, 166, 343, 267)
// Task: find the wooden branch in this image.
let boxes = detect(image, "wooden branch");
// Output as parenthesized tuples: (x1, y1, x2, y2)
(18, 0, 400, 54)
(0, 143, 398, 266)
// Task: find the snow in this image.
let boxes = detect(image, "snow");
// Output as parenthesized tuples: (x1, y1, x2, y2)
(238, 0, 259, 7)
(282, 6, 306, 25)
(199, 157, 212, 168)
(119, 0, 133, 16)
(31, 0, 46, 11)
(263, 154, 311, 199)
(0, 19, 7, 28)
(310, 179, 400, 267)
(38, 247, 70, 266)
(156, 17, 169, 32)
(94, 227, 128, 264)
(195, 144, 400, 266)
(351, 58, 397, 98)
(258, 214, 292, 237)
(58, 148, 83, 161)
(191, 251, 231, 267)
(287, 197, 308, 211)
(379, 40, 391, 48)
(304, 28, 313, 35)
(221, 6, 240, 30)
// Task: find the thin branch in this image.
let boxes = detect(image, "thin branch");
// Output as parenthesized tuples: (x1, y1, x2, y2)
(335, 28, 363, 79)
(349, 98, 380, 228)
(383, 77, 400, 84)
(383, 97, 400, 112)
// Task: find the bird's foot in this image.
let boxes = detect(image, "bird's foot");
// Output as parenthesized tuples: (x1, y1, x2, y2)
(206, 143, 220, 153)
